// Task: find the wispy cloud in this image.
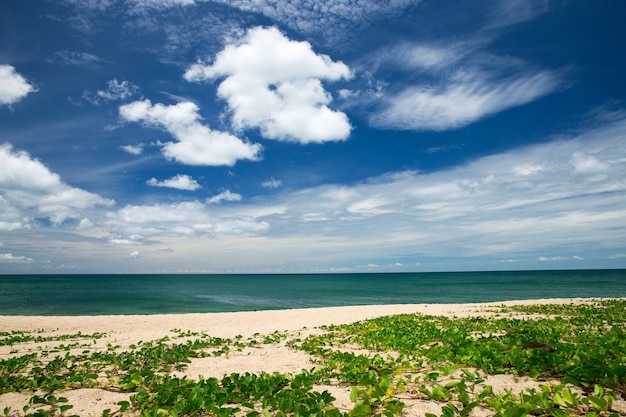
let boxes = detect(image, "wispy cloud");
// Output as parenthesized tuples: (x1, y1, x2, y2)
(206, 190, 242, 204)
(47, 50, 107, 69)
(487, 0, 552, 29)
(105, 200, 268, 244)
(358, 1, 565, 133)
(81, 79, 141, 105)
(185, 26, 353, 144)
(147, 174, 201, 191)
(371, 67, 562, 131)
(262, 178, 283, 189)
(119, 99, 262, 166)
(120, 144, 145, 155)
(0, 65, 36, 106)
(211, 0, 422, 48)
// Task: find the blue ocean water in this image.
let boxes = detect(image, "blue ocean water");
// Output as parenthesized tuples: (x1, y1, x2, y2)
(0, 270, 624, 316)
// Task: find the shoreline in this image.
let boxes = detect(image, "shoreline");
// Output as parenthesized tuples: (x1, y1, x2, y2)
(0, 298, 613, 337)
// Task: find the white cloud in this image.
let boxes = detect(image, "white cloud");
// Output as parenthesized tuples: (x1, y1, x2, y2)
(147, 174, 201, 191)
(120, 144, 144, 155)
(262, 178, 283, 189)
(0, 143, 114, 229)
(184, 26, 353, 144)
(371, 68, 561, 131)
(367, 40, 482, 74)
(210, 0, 421, 48)
(238, 114, 626, 266)
(82, 79, 140, 105)
(571, 152, 608, 174)
(206, 190, 242, 204)
(538, 256, 568, 262)
(129, 0, 196, 10)
(488, 0, 551, 29)
(98, 79, 139, 101)
(0, 65, 36, 106)
(119, 99, 261, 166)
(104, 200, 268, 242)
(128, 250, 141, 259)
(48, 50, 106, 68)
(0, 253, 33, 263)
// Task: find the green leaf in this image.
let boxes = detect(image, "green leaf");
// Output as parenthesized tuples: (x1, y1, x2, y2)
(553, 393, 568, 408)
(349, 403, 372, 417)
(350, 386, 359, 403)
(589, 396, 608, 411)
(549, 409, 570, 417)
(444, 380, 460, 389)
(117, 400, 130, 412)
(503, 406, 527, 417)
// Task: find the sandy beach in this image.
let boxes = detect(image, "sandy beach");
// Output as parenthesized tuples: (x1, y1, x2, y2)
(1, 298, 623, 416)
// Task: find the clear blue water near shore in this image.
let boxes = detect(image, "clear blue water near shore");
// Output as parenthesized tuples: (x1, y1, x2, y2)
(0, 270, 624, 316)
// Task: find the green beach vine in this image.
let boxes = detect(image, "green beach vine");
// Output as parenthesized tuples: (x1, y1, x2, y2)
(1, 300, 624, 417)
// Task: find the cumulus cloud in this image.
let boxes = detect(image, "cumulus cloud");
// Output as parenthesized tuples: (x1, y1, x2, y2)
(119, 99, 261, 166)
(147, 174, 201, 191)
(206, 190, 242, 204)
(0, 143, 114, 229)
(371, 68, 561, 131)
(128, 250, 141, 259)
(0, 65, 36, 106)
(0, 253, 33, 263)
(184, 26, 353, 144)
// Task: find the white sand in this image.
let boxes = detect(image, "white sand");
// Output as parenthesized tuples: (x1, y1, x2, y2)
(0, 298, 616, 416)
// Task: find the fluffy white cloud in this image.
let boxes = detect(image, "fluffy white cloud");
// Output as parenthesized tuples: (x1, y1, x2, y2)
(147, 174, 201, 191)
(119, 99, 261, 166)
(0, 65, 35, 106)
(206, 190, 242, 204)
(0, 143, 114, 229)
(184, 26, 352, 143)
(371, 68, 561, 131)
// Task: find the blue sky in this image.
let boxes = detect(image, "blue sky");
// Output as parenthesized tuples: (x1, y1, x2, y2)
(1, 0, 626, 274)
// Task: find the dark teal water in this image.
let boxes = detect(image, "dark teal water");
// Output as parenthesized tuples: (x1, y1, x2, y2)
(0, 270, 624, 315)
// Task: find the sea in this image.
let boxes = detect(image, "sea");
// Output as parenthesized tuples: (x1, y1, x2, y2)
(0, 269, 624, 316)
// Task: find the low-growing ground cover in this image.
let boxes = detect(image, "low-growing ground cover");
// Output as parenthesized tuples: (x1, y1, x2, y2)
(1, 300, 624, 417)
